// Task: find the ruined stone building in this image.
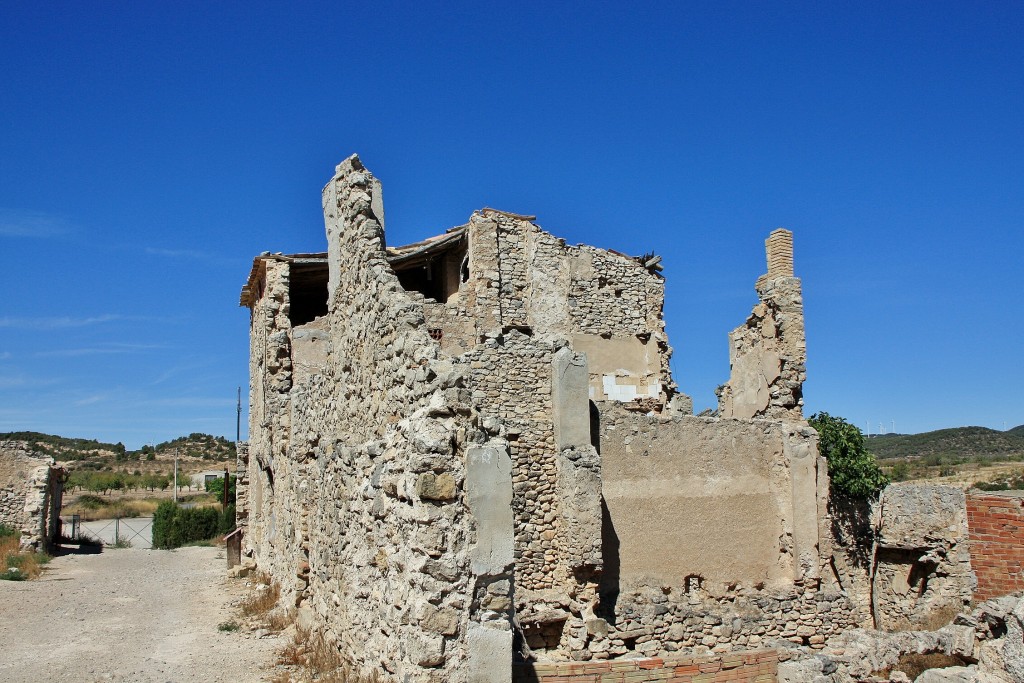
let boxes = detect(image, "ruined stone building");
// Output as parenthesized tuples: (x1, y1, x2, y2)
(237, 154, 846, 682)
(0, 441, 64, 551)
(238, 156, 1024, 682)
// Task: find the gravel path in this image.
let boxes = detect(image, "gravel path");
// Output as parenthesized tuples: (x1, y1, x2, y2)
(0, 546, 281, 683)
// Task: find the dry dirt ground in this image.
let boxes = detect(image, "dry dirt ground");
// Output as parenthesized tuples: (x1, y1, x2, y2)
(0, 545, 282, 683)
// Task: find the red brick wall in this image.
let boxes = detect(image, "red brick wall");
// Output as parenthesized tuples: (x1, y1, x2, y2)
(967, 492, 1024, 602)
(512, 649, 777, 683)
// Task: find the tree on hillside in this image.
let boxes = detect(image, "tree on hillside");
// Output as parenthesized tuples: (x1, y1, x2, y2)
(809, 412, 888, 499)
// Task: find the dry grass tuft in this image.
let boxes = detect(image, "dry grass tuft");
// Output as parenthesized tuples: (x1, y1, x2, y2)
(274, 625, 380, 683)
(917, 605, 962, 631)
(266, 607, 297, 632)
(876, 652, 967, 679)
(0, 536, 50, 581)
(240, 572, 280, 618)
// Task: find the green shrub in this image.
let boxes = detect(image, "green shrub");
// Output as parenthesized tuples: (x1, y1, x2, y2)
(152, 501, 222, 549)
(2, 567, 27, 581)
(810, 412, 889, 499)
(76, 494, 106, 509)
(0, 524, 18, 539)
(205, 474, 237, 503)
(152, 501, 176, 548)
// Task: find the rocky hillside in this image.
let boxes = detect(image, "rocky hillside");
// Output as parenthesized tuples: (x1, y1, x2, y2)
(867, 426, 1024, 461)
(152, 433, 236, 460)
(0, 431, 235, 466)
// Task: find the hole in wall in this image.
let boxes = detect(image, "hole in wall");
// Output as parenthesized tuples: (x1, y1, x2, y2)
(288, 261, 329, 327)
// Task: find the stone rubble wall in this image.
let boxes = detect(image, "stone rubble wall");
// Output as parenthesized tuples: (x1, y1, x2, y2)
(828, 484, 979, 633)
(426, 210, 678, 412)
(234, 441, 248, 536)
(466, 330, 560, 592)
(719, 230, 806, 422)
(826, 495, 875, 627)
(242, 156, 515, 683)
(0, 441, 62, 551)
(413, 209, 683, 629)
(966, 491, 1024, 602)
(872, 484, 974, 632)
(244, 257, 297, 585)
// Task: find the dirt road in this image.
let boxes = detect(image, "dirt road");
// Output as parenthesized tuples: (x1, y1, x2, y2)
(0, 546, 281, 683)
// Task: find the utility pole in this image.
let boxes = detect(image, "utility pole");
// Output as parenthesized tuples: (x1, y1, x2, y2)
(173, 452, 178, 505)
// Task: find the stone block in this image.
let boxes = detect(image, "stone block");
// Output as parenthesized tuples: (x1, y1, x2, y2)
(467, 622, 511, 683)
(416, 472, 457, 501)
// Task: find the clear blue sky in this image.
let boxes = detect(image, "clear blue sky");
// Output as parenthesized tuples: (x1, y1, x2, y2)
(1, 2, 1021, 448)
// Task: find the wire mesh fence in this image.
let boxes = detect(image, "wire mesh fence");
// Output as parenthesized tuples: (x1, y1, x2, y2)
(62, 516, 153, 549)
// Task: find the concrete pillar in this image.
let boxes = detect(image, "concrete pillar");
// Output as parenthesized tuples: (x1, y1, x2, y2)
(552, 347, 591, 452)
(466, 444, 513, 683)
(785, 428, 821, 585)
(466, 445, 514, 575)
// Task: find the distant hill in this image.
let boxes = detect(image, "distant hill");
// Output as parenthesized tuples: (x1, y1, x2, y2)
(153, 433, 235, 460)
(867, 426, 1024, 461)
(0, 431, 125, 460)
(0, 431, 234, 465)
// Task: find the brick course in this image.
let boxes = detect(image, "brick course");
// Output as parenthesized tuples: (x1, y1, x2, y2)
(513, 650, 777, 683)
(966, 491, 1024, 601)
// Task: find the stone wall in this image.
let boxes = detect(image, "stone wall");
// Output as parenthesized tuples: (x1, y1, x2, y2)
(719, 229, 806, 422)
(0, 441, 63, 551)
(242, 156, 515, 682)
(871, 484, 974, 631)
(573, 406, 856, 659)
(513, 649, 778, 682)
(826, 484, 976, 633)
(419, 209, 679, 413)
(966, 491, 1024, 602)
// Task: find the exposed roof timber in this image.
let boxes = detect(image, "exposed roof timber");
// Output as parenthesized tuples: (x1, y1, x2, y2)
(387, 228, 466, 270)
(239, 253, 328, 307)
(478, 208, 537, 221)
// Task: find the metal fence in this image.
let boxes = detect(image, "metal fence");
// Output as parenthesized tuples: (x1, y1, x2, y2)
(62, 516, 153, 549)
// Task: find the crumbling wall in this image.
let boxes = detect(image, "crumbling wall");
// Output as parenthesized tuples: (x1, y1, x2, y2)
(580, 406, 854, 658)
(465, 330, 559, 591)
(243, 156, 515, 683)
(0, 441, 62, 551)
(244, 257, 297, 584)
(719, 229, 806, 421)
(234, 441, 249, 537)
(412, 210, 682, 658)
(423, 210, 679, 413)
(966, 491, 1024, 602)
(872, 485, 974, 631)
(827, 495, 875, 627)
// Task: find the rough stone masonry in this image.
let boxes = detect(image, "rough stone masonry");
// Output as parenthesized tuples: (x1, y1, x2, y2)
(0, 440, 64, 551)
(236, 155, 956, 681)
